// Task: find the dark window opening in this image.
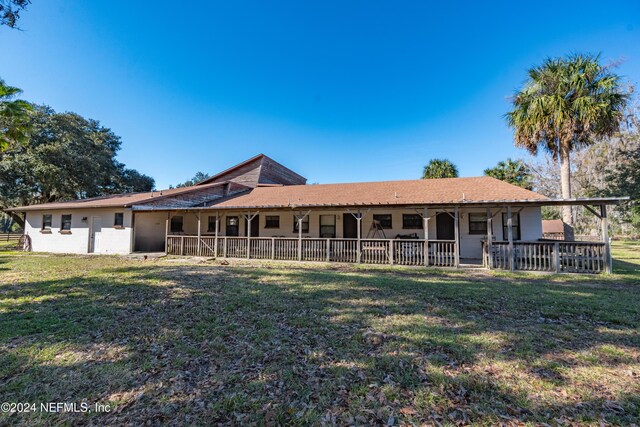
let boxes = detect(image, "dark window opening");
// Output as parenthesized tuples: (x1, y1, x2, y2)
(61, 214, 72, 231)
(226, 216, 239, 236)
(42, 214, 52, 230)
(265, 215, 280, 229)
(402, 214, 422, 229)
(319, 215, 336, 238)
(468, 213, 487, 235)
(373, 214, 392, 229)
(207, 216, 218, 232)
(170, 216, 183, 233)
(502, 212, 521, 240)
(114, 212, 124, 227)
(293, 215, 309, 233)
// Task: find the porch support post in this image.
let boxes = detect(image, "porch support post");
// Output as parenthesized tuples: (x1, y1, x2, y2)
(486, 208, 493, 269)
(454, 206, 460, 268)
(507, 206, 514, 272)
(164, 212, 170, 255)
(294, 210, 310, 262)
(347, 209, 368, 263)
(197, 211, 202, 256)
(423, 207, 429, 267)
(601, 205, 611, 274)
(242, 211, 259, 259)
(297, 217, 303, 261)
(271, 237, 276, 260)
(214, 213, 219, 258)
(223, 236, 227, 258)
(326, 238, 331, 262)
(356, 213, 362, 263)
(246, 211, 252, 259)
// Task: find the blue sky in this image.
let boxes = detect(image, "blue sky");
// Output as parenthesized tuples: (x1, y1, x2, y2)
(1, 1, 639, 189)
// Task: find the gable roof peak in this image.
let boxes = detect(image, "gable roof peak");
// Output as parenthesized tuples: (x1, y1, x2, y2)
(196, 154, 306, 187)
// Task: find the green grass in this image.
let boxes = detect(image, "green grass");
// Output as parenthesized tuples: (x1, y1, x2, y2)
(0, 241, 638, 425)
(0, 239, 19, 252)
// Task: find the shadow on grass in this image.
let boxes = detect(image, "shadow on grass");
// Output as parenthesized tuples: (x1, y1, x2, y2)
(613, 258, 640, 278)
(0, 261, 639, 425)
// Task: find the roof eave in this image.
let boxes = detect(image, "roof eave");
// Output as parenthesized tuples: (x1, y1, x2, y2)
(129, 196, 629, 212)
(6, 204, 134, 212)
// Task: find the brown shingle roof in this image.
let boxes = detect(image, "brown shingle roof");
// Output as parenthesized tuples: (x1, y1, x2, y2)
(209, 177, 548, 209)
(8, 176, 547, 212)
(7, 182, 228, 212)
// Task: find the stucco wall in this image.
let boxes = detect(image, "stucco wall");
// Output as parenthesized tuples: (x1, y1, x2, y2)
(25, 209, 133, 254)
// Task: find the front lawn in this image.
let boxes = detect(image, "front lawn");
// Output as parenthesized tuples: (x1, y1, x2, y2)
(0, 242, 638, 425)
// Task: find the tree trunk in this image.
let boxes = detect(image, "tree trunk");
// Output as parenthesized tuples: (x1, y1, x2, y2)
(6, 211, 25, 230)
(559, 140, 575, 241)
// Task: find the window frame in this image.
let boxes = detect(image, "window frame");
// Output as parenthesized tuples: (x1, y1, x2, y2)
(402, 214, 422, 229)
(264, 215, 280, 229)
(61, 214, 72, 231)
(114, 212, 124, 228)
(468, 212, 488, 235)
(502, 212, 521, 241)
(42, 214, 52, 230)
(170, 215, 184, 233)
(372, 214, 392, 229)
(293, 215, 310, 233)
(319, 215, 336, 238)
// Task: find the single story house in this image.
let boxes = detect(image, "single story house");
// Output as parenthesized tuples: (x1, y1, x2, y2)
(7, 154, 624, 273)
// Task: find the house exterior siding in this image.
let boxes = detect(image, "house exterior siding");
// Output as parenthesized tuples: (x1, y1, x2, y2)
(25, 209, 133, 255)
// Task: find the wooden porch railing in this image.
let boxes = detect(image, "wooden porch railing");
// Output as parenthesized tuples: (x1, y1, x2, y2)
(483, 241, 607, 274)
(167, 235, 608, 273)
(166, 236, 457, 267)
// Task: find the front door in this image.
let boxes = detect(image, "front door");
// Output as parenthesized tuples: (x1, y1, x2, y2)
(436, 213, 455, 240)
(244, 215, 259, 237)
(90, 216, 102, 253)
(343, 213, 358, 238)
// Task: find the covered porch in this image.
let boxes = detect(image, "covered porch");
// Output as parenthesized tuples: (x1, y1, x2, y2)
(158, 206, 461, 267)
(151, 198, 620, 274)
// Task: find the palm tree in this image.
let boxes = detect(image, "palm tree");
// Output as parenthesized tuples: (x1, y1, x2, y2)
(422, 159, 459, 179)
(0, 78, 32, 153)
(484, 158, 532, 189)
(506, 54, 628, 240)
